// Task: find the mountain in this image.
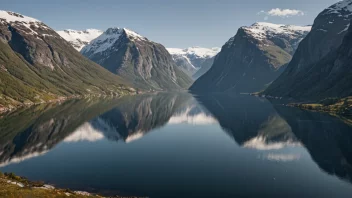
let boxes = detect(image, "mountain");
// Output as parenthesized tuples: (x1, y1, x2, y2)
(56, 29, 102, 51)
(190, 22, 311, 93)
(81, 28, 193, 91)
(167, 47, 220, 79)
(0, 11, 134, 112)
(264, 0, 352, 100)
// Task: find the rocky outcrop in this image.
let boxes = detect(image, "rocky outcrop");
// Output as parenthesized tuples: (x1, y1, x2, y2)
(82, 28, 193, 91)
(190, 23, 310, 93)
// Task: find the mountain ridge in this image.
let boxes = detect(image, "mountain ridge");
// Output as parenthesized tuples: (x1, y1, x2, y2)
(263, 0, 352, 100)
(190, 22, 311, 93)
(82, 27, 193, 91)
(0, 10, 134, 112)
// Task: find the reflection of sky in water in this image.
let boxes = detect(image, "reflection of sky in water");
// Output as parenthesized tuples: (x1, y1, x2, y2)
(0, 93, 352, 198)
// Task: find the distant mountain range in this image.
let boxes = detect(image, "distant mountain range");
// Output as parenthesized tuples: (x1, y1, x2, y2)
(56, 29, 219, 81)
(81, 28, 193, 91)
(190, 22, 311, 93)
(56, 29, 103, 51)
(167, 47, 220, 79)
(264, 0, 352, 100)
(0, 11, 134, 112)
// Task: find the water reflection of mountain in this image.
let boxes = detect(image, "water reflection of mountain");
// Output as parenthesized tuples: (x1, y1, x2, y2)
(274, 105, 352, 184)
(0, 93, 192, 167)
(196, 94, 352, 184)
(194, 94, 298, 148)
(0, 99, 126, 167)
(89, 92, 192, 142)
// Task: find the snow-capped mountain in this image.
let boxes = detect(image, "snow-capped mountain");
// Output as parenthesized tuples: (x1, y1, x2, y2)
(56, 29, 103, 51)
(241, 22, 311, 40)
(240, 22, 311, 52)
(264, 0, 352, 100)
(167, 47, 220, 60)
(190, 22, 311, 93)
(81, 27, 145, 57)
(81, 27, 193, 90)
(167, 47, 220, 79)
(0, 10, 133, 111)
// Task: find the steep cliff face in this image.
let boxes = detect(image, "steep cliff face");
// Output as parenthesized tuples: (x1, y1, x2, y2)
(82, 28, 193, 91)
(190, 23, 310, 93)
(264, 0, 352, 99)
(167, 47, 220, 79)
(0, 11, 133, 110)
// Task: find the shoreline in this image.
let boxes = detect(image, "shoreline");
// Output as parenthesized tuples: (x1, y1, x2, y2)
(0, 172, 146, 198)
(251, 93, 352, 117)
(0, 90, 138, 114)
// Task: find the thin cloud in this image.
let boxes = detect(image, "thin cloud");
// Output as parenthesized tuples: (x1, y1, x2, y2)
(258, 8, 305, 19)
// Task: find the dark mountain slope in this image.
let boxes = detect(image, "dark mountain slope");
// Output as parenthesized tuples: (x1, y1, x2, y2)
(190, 23, 310, 93)
(0, 11, 134, 111)
(264, 0, 352, 99)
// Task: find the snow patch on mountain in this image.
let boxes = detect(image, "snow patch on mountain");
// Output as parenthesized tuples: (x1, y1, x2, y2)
(324, 0, 352, 15)
(167, 47, 220, 74)
(81, 27, 146, 57)
(242, 22, 312, 41)
(167, 47, 220, 59)
(123, 28, 147, 41)
(57, 29, 103, 51)
(0, 10, 51, 37)
(81, 27, 124, 56)
(0, 10, 39, 23)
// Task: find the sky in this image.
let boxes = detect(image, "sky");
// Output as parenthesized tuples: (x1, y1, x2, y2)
(1, 0, 341, 48)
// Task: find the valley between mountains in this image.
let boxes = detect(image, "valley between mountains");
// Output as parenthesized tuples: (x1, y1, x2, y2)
(1, 0, 352, 114)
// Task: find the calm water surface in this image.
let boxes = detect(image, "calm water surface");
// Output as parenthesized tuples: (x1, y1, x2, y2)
(1, 93, 352, 198)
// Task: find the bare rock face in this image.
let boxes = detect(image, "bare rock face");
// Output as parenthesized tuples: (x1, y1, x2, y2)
(0, 11, 133, 109)
(190, 23, 310, 93)
(0, 11, 58, 69)
(82, 28, 193, 91)
(264, 0, 352, 100)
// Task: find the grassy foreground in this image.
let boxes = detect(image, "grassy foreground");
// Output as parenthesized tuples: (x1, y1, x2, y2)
(0, 172, 143, 198)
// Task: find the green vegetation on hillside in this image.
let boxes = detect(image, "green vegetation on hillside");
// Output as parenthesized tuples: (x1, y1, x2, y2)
(0, 172, 132, 198)
(288, 97, 352, 116)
